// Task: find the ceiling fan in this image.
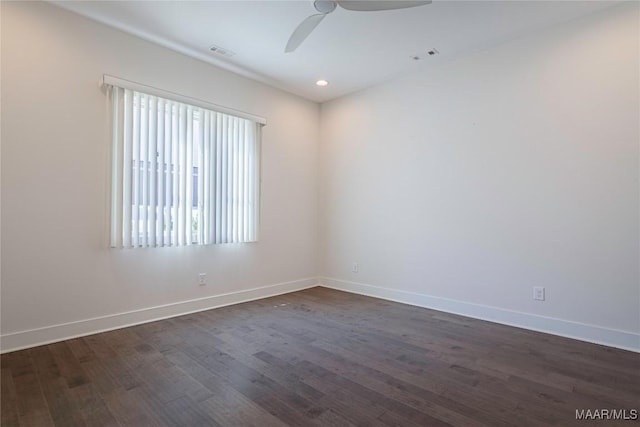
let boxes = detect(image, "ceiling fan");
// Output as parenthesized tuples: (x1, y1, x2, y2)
(285, 0, 432, 53)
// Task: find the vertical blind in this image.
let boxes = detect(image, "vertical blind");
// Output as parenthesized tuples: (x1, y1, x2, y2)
(108, 86, 261, 248)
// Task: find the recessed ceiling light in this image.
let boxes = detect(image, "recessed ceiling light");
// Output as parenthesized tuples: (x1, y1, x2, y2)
(316, 79, 329, 87)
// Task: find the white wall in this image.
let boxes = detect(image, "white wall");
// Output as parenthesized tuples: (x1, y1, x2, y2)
(1, 1, 319, 350)
(320, 3, 639, 349)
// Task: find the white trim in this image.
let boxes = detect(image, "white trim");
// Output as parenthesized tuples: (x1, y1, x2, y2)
(0, 278, 318, 354)
(5, 277, 636, 354)
(100, 74, 267, 125)
(320, 277, 640, 353)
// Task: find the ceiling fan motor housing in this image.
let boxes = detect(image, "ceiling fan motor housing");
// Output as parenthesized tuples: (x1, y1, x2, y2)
(314, 0, 337, 14)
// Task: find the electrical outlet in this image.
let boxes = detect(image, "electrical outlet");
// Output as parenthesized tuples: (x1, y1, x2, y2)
(352, 262, 358, 273)
(198, 273, 207, 286)
(533, 286, 545, 301)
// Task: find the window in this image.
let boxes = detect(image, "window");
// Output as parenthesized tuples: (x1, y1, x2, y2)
(106, 80, 263, 248)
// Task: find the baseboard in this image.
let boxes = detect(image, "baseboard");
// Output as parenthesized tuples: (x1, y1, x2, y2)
(5, 277, 637, 354)
(320, 277, 640, 353)
(0, 277, 320, 354)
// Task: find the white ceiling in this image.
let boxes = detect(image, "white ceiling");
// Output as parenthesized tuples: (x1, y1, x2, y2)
(53, 0, 619, 103)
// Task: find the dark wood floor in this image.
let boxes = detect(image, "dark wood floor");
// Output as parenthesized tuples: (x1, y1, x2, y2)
(1, 287, 638, 427)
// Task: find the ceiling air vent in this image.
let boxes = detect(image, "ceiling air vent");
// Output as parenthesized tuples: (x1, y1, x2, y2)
(209, 44, 235, 58)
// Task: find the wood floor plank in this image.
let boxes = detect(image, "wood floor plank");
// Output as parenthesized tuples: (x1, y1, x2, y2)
(176, 315, 326, 404)
(65, 383, 119, 427)
(150, 395, 220, 427)
(66, 338, 98, 364)
(5, 351, 56, 427)
(249, 350, 392, 427)
(102, 329, 214, 405)
(76, 358, 122, 399)
(82, 335, 142, 393)
(47, 342, 90, 390)
(144, 317, 325, 426)
(103, 387, 167, 427)
(163, 349, 289, 427)
(30, 345, 86, 427)
(258, 347, 491, 427)
(313, 408, 358, 427)
(2, 287, 638, 427)
(1, 368, 21, 427)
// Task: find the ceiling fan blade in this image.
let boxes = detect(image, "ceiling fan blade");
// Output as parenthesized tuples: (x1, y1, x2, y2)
(337, 0, 431, 11)
(285, 13, 327, 53)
